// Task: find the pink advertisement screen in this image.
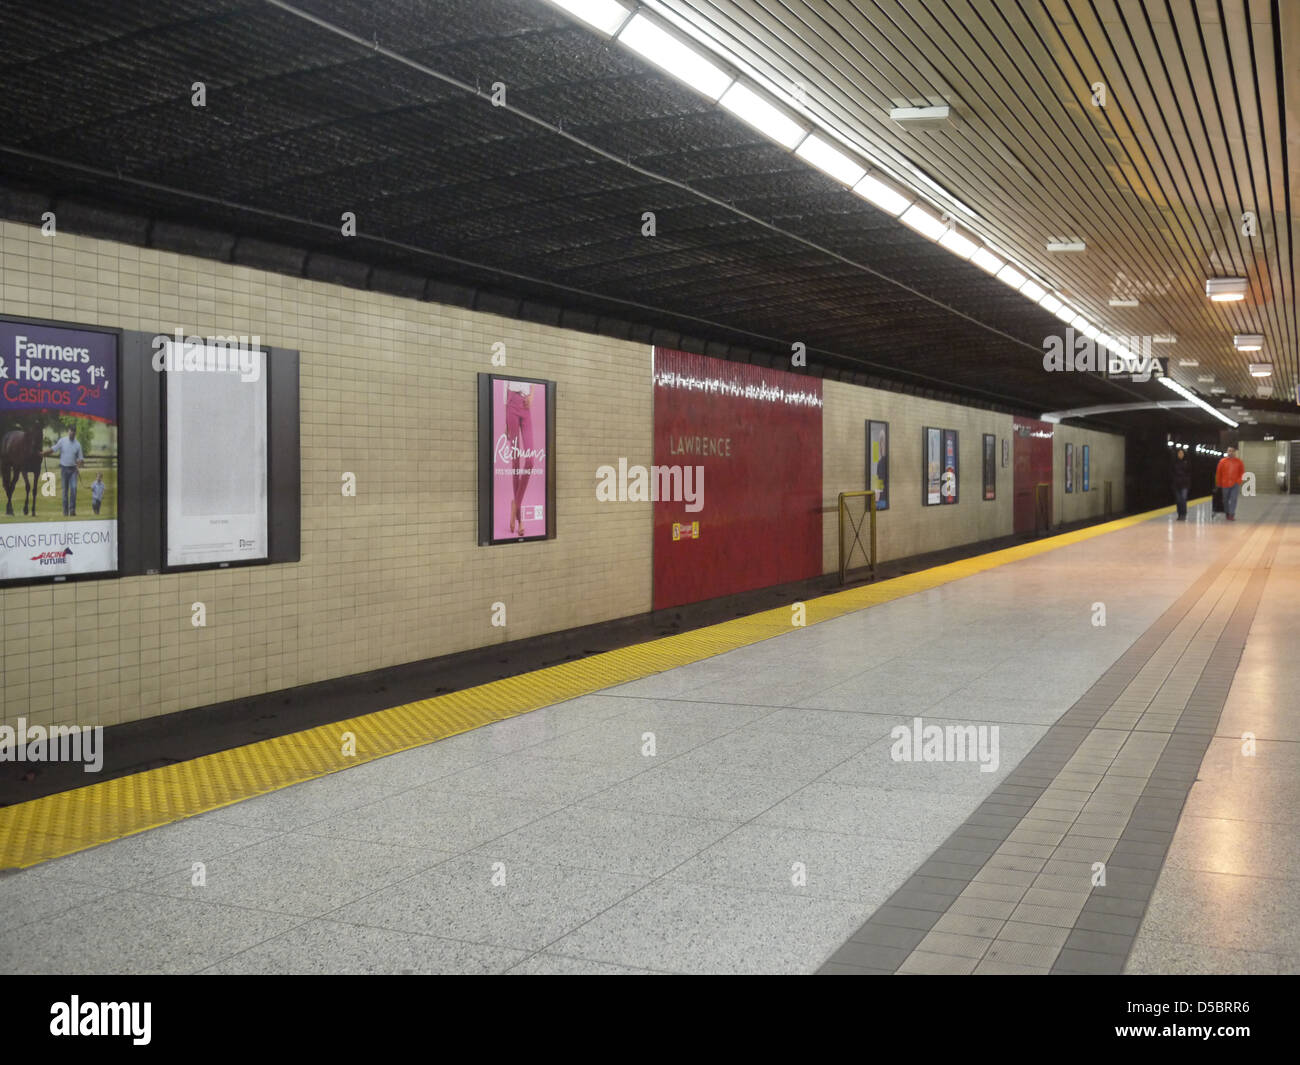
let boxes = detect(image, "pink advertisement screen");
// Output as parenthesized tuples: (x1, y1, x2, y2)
(490, 377, 549, 541)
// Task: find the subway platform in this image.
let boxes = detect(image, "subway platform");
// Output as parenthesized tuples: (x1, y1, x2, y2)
(1, 495, 1296, 975)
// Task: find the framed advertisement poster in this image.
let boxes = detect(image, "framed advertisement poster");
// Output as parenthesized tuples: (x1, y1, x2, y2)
(1082, 445, 1090, 492)
(0, 315, 120, 583)
(923, 426, 942, 505)
(942, 429, 959, 504)
(1065, 442, 1074, 493)
(164, 342, 269, 568)
(478, 373, 556, 545)
(867, 419, 889, 511)
(982, 433, 996, 500)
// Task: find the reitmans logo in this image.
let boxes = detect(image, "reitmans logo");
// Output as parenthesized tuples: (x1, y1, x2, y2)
(29, 547, 73, 565)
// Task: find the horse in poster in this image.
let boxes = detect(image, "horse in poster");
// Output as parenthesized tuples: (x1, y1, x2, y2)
(1, 420, 45, 516)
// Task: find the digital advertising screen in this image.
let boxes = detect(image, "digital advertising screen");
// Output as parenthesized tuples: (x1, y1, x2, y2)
(164, 342, 269, 568)
(942, 428, 959, 504)
(925, 426, 942, 505)
(478, 374, 556, 545)
(867, 420, 889, 511)
(0, 317, 119, 582)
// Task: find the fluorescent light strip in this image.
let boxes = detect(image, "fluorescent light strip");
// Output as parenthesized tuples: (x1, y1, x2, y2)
(1019, 279, 1046, 302)
(795, 134, 867, 186)
(899, 203, 947, 241)
(995, 263, 1026, 289)
(1038, 293, 1063, 315)
(617, 13, 732, 100)
(719, 81, 805, 148)
(853, 173, 911, 216)
(547, 0, 630, 35)
(1159, 377, 1238, 426)
(937, 228, 977, 259)
(970, 247, 1003, 274)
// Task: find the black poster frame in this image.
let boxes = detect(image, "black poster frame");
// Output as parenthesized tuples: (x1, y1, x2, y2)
(477, 373, 557, 546)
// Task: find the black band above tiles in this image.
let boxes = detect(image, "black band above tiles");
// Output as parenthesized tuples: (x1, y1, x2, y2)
(0, 185, 1023, 419)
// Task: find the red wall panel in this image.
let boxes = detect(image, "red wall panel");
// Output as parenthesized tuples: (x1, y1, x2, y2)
(1013, 416, 1054, 534)
(652, 349, 823, 610)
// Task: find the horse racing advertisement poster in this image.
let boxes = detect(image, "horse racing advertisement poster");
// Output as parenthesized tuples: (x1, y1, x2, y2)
(0, 317, 119, 582)
(477, 373, 556, 545)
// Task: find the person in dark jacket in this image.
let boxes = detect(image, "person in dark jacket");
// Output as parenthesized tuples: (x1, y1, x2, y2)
(1171, 448, 1190, 520)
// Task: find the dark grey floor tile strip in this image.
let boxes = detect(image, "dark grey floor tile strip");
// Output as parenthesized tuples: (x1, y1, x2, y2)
(1052, 514, 1288, 974)
(816, 531, 1256, 975)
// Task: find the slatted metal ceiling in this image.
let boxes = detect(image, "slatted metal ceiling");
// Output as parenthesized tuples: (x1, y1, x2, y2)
(0, 0, 1292, 429)
(652, 0, 1298, 411)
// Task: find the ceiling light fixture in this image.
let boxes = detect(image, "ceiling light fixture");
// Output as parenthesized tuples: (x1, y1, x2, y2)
(617, 14, 733, 100)
(1108, 297, 1139, 307)
(937, 227, 978, 259)
(852, 173, 911, 216)
(1179, 359, 1199, 367)
(1205, 277, 1248, 302)
(995, 263, 1027, 289)
(1159, 377, 1238, 426)
(545, 0, 631, 35)
(1233, 334, 1264, 351)
(1046, 240, 1086, 252)
(794, 134, 866, 186)
(1249, 363, 1273, 377)
(898, 203, 947, 241)
(1154, 334, 1177, 344)
(1038, 294, 1063, 315)
(969, 247, 1003, 275)
(718, 81, 805, 148)
(888, 104, 952, 129)
(1019, 279, 1047, 302)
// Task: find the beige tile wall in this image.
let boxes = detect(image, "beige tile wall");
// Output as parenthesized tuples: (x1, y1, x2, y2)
(823, 381, 1015, 569)
(1, 219, 1129, 732)
(824, 384, 1127, 571)
(1052, 425, 1128, 522)
(0, 220, 654, 730)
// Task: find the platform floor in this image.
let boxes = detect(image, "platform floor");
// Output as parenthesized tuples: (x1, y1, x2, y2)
(2, 495, 1296, 975)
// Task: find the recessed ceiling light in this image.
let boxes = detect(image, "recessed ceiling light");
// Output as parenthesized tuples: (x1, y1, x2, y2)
(852, 173, 911, 216)
(546, 0, 631, 36)
(1046, 240, 1086, 252)
(1233, 334, 1264, 351)
(794, 134, 866, 186)
(888, 104, 952, 129)
(618, 14, 733, 99)
(970, 247, 1003, 275)
(1108, 297, 1139, 307)
(719, 82, 805, 148)
(1205, 277, 1248, 302)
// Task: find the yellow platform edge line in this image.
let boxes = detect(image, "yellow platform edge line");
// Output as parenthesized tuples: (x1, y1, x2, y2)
(0, 501, 1189, 868)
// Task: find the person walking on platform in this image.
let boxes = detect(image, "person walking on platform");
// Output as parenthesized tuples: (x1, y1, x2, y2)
(1215, 446, 1245, 522)
(1171, 447, 1190, 520)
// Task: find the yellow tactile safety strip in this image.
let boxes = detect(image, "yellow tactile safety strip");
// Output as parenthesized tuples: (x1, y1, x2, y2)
(0, 501, 1194, 869)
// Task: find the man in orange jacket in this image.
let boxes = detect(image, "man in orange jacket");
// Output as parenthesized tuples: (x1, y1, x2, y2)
(1215, 446, 1245, 521)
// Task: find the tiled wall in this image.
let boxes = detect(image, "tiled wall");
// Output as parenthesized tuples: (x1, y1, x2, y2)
(1, 220, 1128, 732)
(823, 383, 1125, 571)
(0, 220, 654, 730)
(823, 382, 1014, 569)
(1052, 425, 1128, 523)
(1239, 441, 1286, 494)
